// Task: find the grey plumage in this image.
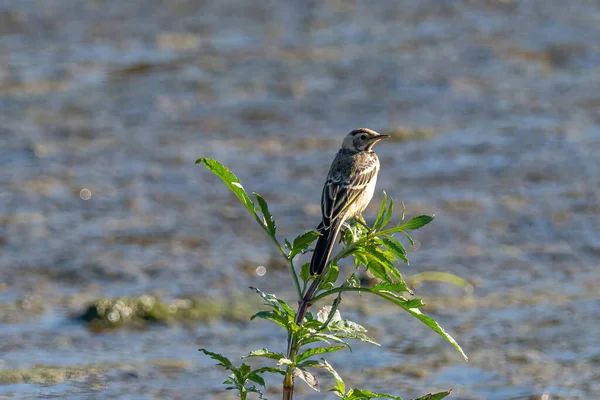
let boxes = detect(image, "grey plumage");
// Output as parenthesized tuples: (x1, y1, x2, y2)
(309, 128, 389, 276)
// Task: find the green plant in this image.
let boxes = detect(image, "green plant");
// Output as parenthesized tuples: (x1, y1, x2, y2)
(196, 158, 467, 400)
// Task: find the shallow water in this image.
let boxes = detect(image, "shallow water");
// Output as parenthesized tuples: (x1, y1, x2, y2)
(1, 0, 600, 399)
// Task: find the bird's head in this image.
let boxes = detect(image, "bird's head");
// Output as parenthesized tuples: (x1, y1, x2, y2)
(342, 128, 390, 152)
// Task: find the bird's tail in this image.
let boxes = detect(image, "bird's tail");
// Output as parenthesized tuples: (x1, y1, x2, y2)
(309, 220, 343, 276)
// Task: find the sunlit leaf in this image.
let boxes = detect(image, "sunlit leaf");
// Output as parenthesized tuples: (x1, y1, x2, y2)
(196, 158, 256, 218)
(244, 348, 286, 361)
(399, 215, 434, 230)
(290, 230, 321, 259)
(309, 359, 345, 395)
(254, 193, 276, 235)
(293, 368, 320, 391)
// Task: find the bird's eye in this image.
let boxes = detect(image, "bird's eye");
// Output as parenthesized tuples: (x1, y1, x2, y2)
(360, 134, 367, 140)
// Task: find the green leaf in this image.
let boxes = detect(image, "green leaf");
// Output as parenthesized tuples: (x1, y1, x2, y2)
(364, 252, 393, 283)
(381, 197, 394, 229)
(353, 251, 369, 269)
(198, 348, 233, 369)
(414, 390, 452, 400)
(300, 332, 349, 347)
(297, 345, 347, 362)
(290, 230, 321, 259)
(254, 192, 276, 235)
(300, 262, 312, 283)
(402, 231, 415, 248)
(406, 307, 467, 361)
(319, 264, 339, 290)
(244, 348, 286, 361)
(399, 215, 434, 230)
(250, 287, 294, 317)
(247, 373, 265, 387)
(371, 281, 408, 293)
(347, 388, 402, 399)
(374, 293, 467, 361)
(346, 273, 361, 288)
(293, 368, 320, 391)
(250, 310, 288, 329)
(335, 331, 380, 346)
(252, 366, 286, 376)
(196, 158, 256, 219)
(380, 237, 407, 260)
(372, 191, 388, 231)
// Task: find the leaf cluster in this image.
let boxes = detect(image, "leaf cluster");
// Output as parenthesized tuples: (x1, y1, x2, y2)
(196, 158, 467, 399)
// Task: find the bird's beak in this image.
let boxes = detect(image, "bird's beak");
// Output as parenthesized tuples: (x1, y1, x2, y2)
(374, 134, 390, 141)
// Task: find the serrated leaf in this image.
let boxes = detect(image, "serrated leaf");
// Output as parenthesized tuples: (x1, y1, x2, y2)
(364, 252, 393, 283)
(247, 373, 265, 387)
(293, 368, 320, 391)
(198, 348, 233, 369)
(380, 237, 408, 263)
(196, 158, 256, 219)
(413, 390, 452, 400)
(297, 345, 347, 362)
(250, 287, 294, 317)
(353, 251, 369, 269)
(373, 191, 388, 231)
(244, 348, 286, 361)
(399, 215, 434, 230)
(254, 192, 276, 235)
(246, 386, 268, 400)
(290, 230, 321, 259)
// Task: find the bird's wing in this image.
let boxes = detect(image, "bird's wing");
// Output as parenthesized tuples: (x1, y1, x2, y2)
(321, 162, 378, 228)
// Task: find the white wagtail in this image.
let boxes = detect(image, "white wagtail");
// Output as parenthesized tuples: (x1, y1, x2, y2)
(309, 128, 389, 276)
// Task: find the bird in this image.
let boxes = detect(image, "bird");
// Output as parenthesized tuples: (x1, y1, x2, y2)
(309, 128, 389, 276)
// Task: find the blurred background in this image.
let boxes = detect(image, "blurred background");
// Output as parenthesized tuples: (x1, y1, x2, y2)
(1, 0, 599, 399)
